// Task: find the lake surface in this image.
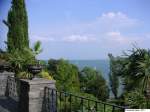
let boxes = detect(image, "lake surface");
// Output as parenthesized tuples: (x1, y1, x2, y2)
(69, 60, 110, 81)
(69, 60, 123, 97)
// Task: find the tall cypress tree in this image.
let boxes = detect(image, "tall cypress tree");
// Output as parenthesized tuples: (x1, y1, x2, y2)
(4, 0, 29, 52)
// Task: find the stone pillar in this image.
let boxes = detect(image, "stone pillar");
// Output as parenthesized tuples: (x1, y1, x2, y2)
(0, 71, 14, 96)
(19, 78, 56, 112)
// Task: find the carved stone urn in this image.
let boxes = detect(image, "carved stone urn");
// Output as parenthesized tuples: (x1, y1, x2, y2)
(28, 64, 42, 80)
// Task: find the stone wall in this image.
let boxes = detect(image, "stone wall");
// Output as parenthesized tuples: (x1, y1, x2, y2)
(0, 72, 56, 112)
(0, 72, 14, 96)
(19, 78, 56, 112)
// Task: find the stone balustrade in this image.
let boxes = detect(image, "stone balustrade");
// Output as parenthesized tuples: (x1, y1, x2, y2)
(0, 71, 56, 112)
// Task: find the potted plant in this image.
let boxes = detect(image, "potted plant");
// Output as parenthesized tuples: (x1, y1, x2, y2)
(27, 41, 43, 79)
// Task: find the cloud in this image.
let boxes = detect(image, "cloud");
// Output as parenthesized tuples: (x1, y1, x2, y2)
(106, 31, 129, 43)
(106, 31, 139, 44)
(62, 34, 96, 43)
(101, 12, 137, 24)
(30, 35, 56, 42)
(107, 31, 121, 36)
(30, 12, 140, 44)
(93, 12, 139, 31)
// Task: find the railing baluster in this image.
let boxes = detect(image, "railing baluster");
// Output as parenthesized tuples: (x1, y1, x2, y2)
(52, 89, 54, 111)
(112, 106, 115, 112)
(60, 92, 62, 112)
(47, 88, 49, 112)
(88, 100, 90, 112)
(95, 101, 98, 111)
(48, 88, 50, 111)
(44, 87, 46, 111)
(56, 90, 58, 112)
(104, 104, 105, 112)
(70, 94, 72, 112)
(81, 98, 84, 112)
(65, 92, 67, 112)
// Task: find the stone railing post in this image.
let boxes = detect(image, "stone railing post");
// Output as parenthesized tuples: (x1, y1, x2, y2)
(19, 78, 55, 112)
(0, 71, 14, 96)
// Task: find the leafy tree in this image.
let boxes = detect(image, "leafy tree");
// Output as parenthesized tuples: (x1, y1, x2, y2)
(8, 41, 42, 74)
(117, 48, 150, 92)
(48, 59, 80, 92)
(109, 47, 150, 108)
(108, 53, 119, 99)
(3, 0, 29, 52)
(79, 67, 109, 101)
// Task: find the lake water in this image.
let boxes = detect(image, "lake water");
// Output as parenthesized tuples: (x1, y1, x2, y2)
(69, 60, 123, 97)
(69, 60, 110, 81)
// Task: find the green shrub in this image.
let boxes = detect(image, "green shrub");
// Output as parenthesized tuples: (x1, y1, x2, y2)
(79, 67, 109, 101)
(48, 59, 80, 92)
(124, 89, 148, 108)
(38, 70, 53, 80)
(17, 71, 32, 79)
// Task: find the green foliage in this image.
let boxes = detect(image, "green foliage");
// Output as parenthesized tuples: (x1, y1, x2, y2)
(56, 92, 121, 112)
(124, 89, 149, 108)
(8, 48, 35, 73)
(48, 59, 80, 92)
(110, 47, 150, 108)
(0, 50, 9, 61)
(38, 70, 53, 80)
(115, 48, 150, 92)
(48, 59, 112, 110)
(57, 92, 98, 112)
(5, 0, 29, 52)
(6, 40, 42, 74)
(79, 67, 109, 101)
(16, 71, 32, 79)
(33, 41, 42, 56)
(108, 53, 119, 99)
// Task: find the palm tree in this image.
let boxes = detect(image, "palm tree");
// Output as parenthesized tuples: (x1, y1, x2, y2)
(125, 48, 150, 93)
(136, 50, 150, 93)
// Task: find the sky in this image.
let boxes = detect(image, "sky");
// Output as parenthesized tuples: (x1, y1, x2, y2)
(0, 0, 150, 60)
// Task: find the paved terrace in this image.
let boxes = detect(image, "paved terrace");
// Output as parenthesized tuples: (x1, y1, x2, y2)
(0, 72, 18, 112)
(0, 96, 18, 112)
